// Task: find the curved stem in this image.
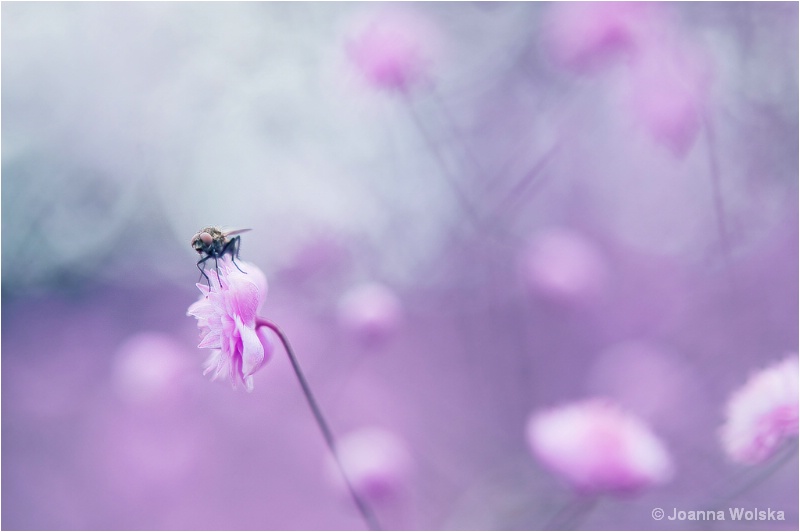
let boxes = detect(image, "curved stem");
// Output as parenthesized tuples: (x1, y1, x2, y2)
(543, 494, 599, 531)
(709, 439, 798, 510)
(255, 317, 382, 531)
(703, 117, 736, 290)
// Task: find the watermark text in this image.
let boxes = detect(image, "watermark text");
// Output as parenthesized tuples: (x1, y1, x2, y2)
(651, 507, 785, 522)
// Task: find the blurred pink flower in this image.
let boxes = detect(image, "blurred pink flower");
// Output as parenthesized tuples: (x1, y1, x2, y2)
(543, 2, 653, 74)
(337, 282, 403, 346)
(187, 257, 273, 392)
(519, 228, 609, 305)
(345, 8, 440, 92)
(587, 341, 702, 432)
(720, 355, 799, 465)
(526, 398, 674, 494)
(545, 1, 711, 157)
(112, 331, 191, 406)
(326, 427, 412, 503)
(624, 41, 711, 157)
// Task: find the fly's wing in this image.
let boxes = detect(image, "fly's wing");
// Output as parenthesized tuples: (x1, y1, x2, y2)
(222, 228, 252, 237)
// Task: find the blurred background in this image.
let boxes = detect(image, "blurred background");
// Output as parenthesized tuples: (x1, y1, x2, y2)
(2, 2, 797, 530)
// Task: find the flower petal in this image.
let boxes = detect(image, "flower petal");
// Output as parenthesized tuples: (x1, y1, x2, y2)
(228, 347, 243, 389)
(238, 316, 265, 379)
(257, 327, 275, 367)
(720, 355, 799, 464)
(198, 331, 222, 349)
(203, 350, 224, 379)
(228, 276, 261, 324)
(187, 299, 213, 318)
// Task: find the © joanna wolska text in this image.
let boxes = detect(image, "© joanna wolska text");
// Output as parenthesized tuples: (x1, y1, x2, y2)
(665, 508, 785, 521)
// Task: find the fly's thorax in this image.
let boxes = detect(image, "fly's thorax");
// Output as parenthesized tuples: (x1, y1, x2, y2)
(201, 227, 226, 241)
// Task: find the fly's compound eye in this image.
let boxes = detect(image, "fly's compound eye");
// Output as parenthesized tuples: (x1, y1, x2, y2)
(200, 232, 214, 246)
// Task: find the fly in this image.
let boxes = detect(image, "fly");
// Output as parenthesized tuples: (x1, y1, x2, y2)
(191, 226, 251, 289)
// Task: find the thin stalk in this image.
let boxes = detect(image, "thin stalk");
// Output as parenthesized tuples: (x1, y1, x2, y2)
(703, 118, 735, 288)
(402, 93, 520, 245)
(256, 318, 382, 531)
(429, 85, 561, 230)
(403, 94, 486, 226)
(710, 439, 798, 510)
(491, 140, 562, 216)
(543, 495, 599, 531)
(430, 89, 489, 184)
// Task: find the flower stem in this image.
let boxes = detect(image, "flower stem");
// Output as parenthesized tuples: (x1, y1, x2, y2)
(401, 91, 529, 246)
(703, 117, 736, 290)
(402, 93, 485, 227)
(543, 494, 599, 530)
(709, 438, 798, 510)
(255, 318, 382, 531)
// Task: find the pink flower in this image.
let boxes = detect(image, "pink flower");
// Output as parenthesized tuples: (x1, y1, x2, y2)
(526, 399, 674, 495)
(186, 257, 273, 392)
(337, 282, 403, 346)
(325, 427, 412, 503)
(112, 331, 190, 406)
(519, 228, 609, 305)
(623, 39, 711, 157)
(345, 8, 441, 92)
(544, 2, 710, 157)
(587, 341, 699, 430)
(542, 2, 654, 74)
(720, 355, 799, 465)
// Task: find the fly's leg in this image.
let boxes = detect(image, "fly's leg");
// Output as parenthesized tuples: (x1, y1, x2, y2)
(213, 254, 221, 285)
(223, 236, 247, 274)
(196, 256, 213, 290)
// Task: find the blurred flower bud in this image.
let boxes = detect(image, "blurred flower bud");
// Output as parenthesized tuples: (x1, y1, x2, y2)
(526, 398, 674, 495)
(112, 331, 191, 406)
(720, 354, 799, 465)
(519, 228, 609, 305)
(587, 341, 699, 429)
(624, 41, 711, 157)
(542, 2, 653, 74)
(338, 282, 403, 346)
(345, 7, 442, 92)
(326, 427, 412, 503)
